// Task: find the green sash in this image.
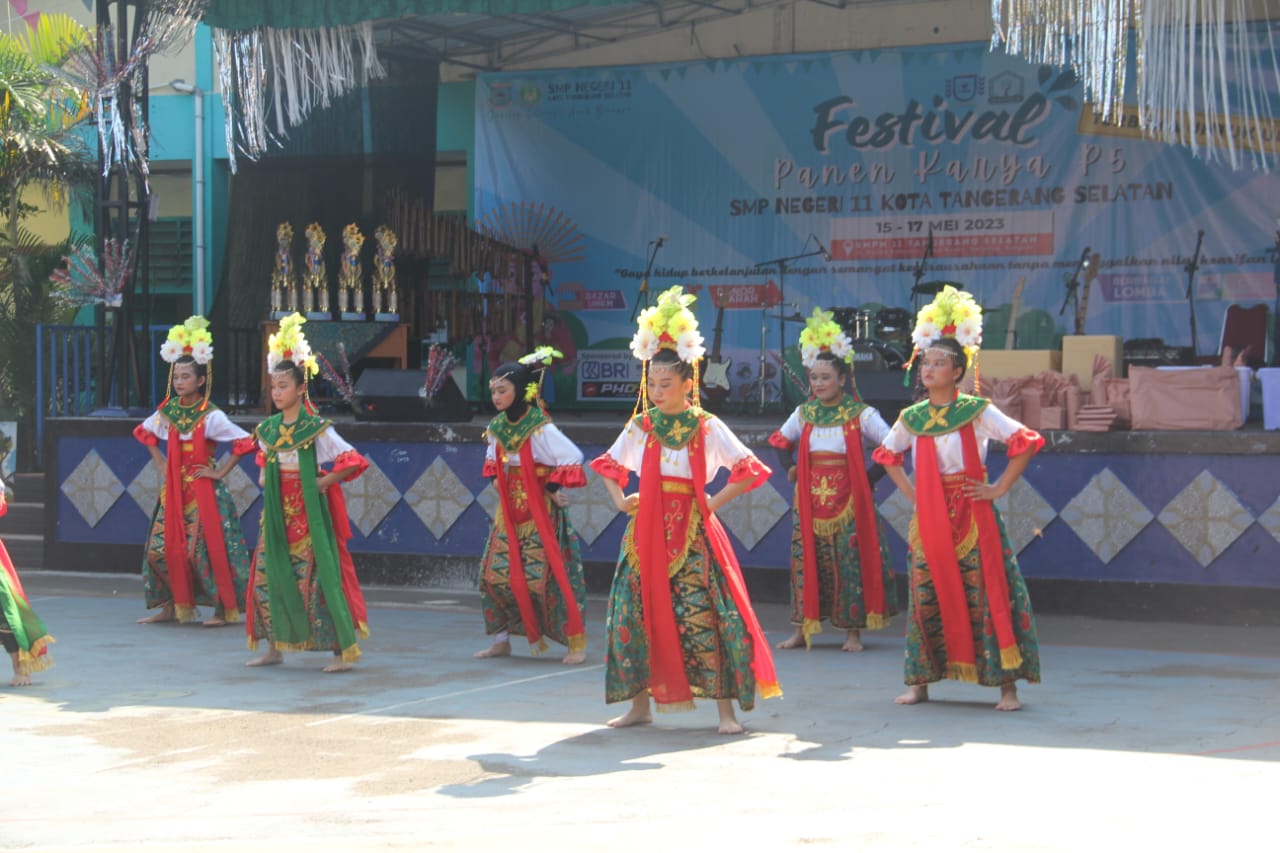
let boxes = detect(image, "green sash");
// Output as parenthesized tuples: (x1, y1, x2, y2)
(799, 394, 866, 427)
(898, 394, 988, 437)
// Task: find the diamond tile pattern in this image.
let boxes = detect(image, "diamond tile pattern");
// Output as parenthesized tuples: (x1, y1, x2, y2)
(475, 481, 499, 521)
(1157, 471, 1254, 568)
(1256, 496, 1280, 546)
(219, 458, 261, 518)
(342, 458, 402, 536)
(405, 456, 475, 538)
(879, 485, 916, 545)
(126, 460, 162, 516)
(717, 477, 789, 550)
(995, 478, 1056, 554)
(1060, 468, 1154, 564)
(567, 469, 621, 546)
(61, 449, 125, 527)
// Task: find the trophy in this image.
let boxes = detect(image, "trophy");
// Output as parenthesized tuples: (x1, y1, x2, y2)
(304, 222, 329, 320)
(373, 225, 399, 321)
(270, 222, 295, 319)
(339, 223, 365, 320)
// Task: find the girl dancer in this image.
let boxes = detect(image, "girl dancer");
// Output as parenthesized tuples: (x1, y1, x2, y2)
(1, 479, 54, 686)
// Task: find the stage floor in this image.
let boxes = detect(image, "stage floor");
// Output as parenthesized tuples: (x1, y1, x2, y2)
(5, 570, 1278, 851)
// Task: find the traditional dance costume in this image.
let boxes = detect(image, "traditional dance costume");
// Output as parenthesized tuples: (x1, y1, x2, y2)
(770, 393, 898, 644)
(1, 493, 54, 676)
(593, 404, 781, 712)
(135, 317, 253, 622)
(481, 399, 588, 655)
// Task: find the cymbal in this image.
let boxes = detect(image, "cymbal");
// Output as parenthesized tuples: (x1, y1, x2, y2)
(766, 312, 805, 322)
(911, 280, 957, 296)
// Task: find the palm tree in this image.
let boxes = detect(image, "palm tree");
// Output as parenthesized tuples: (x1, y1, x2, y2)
(0, 12, 94, 469)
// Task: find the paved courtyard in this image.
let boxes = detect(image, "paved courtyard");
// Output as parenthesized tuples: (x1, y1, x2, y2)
(3, 571, 1278, 851)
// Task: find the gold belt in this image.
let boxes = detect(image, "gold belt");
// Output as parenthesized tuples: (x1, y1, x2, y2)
(810, 452, 847, 468)
(661, 479, 694, 495)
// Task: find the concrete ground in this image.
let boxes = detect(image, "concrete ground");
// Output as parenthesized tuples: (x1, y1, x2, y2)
(3, 571, 1278, 852)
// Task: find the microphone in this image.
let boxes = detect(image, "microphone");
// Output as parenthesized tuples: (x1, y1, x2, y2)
(1080, 246, 1092, 267)
(811, 235, 831, 261)
(654, 235, 668, 248)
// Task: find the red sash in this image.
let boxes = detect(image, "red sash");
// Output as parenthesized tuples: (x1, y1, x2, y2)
(492, 452, 548, 653)
(324, 481, 369, 634)
(795, 420, 887, 645)
(516, 442, 585, 646)
(163, 421, 238, 619)
(634, 424, 781, 708)
(912, 424, 1021, 682)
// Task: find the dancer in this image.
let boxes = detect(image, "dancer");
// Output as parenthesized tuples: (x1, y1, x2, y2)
(1, 478, 54, 686)
(134, 316, 254, 626)
(475, 346, 589, 665)
(246, 314, 371, 672)
(872, 287, 1042, 711)
(591, 286, 781, 734)
(769, 308, 898, 652)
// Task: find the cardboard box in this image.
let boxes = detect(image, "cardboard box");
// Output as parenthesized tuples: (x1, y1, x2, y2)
(1062, 335, 1122, 392)
(1157, 366, 1253, 422)
(1129, 366, 1242, 430)
(1260, 368, 1280, 430)
(976, 350, 1062, 380)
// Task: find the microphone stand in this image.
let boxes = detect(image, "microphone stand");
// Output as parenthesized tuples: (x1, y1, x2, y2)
(1271, 229, 1279, 367)
(910, 227, 934, 313)
(755, 242, 827, 411)
(1183, 230, 1205, 360)
(630, 238, 665, 322)
(1059, 247, 1089, 322)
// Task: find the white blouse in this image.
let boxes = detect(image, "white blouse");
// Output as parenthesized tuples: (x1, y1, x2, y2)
(485, 422, 584, 467)
(257, 425, 355, 470)
(139, 408, 249, 443)
(604, 415, 755, 483)
(776, 405, 891, 454)
(880, 404, 1027, 474)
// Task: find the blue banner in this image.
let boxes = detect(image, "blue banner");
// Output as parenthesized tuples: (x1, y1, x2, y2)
(475, 36, 1280, 405)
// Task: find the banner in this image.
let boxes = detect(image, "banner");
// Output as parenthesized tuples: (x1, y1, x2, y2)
(475, 34, 1280, 405)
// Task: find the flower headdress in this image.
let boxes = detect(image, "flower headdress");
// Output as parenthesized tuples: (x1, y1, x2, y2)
(267, 312, 321, 412)
(630, 285, 706, 414)
(158, 315, 214, 409)
(517, 345, 563, 405)
(798, 307, 853, 368)
(905, 284, 984, 388)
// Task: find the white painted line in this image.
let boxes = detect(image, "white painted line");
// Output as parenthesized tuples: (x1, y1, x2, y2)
(305, 664, 605, 728)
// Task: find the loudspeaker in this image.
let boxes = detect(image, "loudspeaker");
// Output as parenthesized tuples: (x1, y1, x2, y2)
(854, 369, 915, 423)
(353, 369, 470, 422)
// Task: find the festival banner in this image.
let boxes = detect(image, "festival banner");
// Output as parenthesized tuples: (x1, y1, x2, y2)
(475, 33, 1280, 406)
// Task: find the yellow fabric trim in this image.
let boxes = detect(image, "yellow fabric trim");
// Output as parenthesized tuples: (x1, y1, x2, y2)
(175, 604, 200, 624)
(801, 617, 823, 650)
(758, 681, 783, 700)
(654, 700, 697, 713)
(528, 637, 549, 656)
(865, 612, 891, 631)
(812, 501, 854, 537)
(340, 643, 362, 663)
(566, 633, 587, 653)
(247, 636, 258, 650)
(908, 514, 979, 562)
(946, 661, 979, 683)
(357, 622, 371, 640)
(661, 480, 694, 495)
(1000, 646, 1024, 670)
(16, 635, 55, 675)
(221, 608, 242, 623)
(622, 504, 702, 579)
(808, 452, 847, 467)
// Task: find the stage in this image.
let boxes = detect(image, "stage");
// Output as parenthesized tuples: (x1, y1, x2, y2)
(41, 413, 1280, 621)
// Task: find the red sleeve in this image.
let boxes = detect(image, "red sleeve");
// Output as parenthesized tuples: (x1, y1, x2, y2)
(482, 457, 500, 479)
(1005, 427, 1045, 458)
(767, 430, 794, 451)
(331, 449, 369, 482)
(727, 455, 771, 491)
(872, 446, 906, 467)
(254, 449, 267, 468)
(231, 436, 258, 457)
(133, 423, 160, 447)
(549, 464, 587, 488)
(589, 453, 630, 488)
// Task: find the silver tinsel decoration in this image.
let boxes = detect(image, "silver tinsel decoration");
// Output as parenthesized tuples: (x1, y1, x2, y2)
(992, 0, 1280, 170)
(211, 22, 387, 172)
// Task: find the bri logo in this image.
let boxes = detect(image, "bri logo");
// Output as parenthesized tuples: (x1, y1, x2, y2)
(809, 66, 1079, 154)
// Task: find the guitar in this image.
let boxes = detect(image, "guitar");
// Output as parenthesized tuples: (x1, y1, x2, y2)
(700, 288, 732, 403)
(1005, 276, 1026, 349)
(1074, 253, 1101, 336)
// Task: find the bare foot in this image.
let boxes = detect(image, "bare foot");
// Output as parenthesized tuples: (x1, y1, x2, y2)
(9, 672, 31, 687)
(776, 629, 805, 650)
(202, 618, 227, 628)
(137, 604, 176, 624)
(474, 640, 511, 659)
(246, 648, 283, 667)
(322, 660, 353, 673)
(995, 683, 1022, 711)
(561, 650, 586, 665)
(842, 630, 864, 653)
(607, 696, 653, 728)
(895, 685, 929, 705)
(716, 699, 745, 735)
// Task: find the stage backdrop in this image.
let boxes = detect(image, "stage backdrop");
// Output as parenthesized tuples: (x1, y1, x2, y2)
(475, 34, 1280, 406)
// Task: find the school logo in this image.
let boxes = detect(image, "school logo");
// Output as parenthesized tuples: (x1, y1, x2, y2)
(945, 74, 984, 102)
(489, 82, 512, 109)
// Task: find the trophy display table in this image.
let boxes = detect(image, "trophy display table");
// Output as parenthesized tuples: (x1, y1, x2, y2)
(259, 320, 409, 412)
